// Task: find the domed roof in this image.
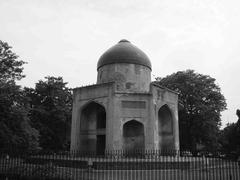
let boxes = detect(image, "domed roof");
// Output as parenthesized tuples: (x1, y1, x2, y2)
(97, 39, 152, 70)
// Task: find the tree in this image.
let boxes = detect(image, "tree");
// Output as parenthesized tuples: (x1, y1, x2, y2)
(156, 70, 227, 151)
(26, 76, 72, 151)
(219, 123, 237, 152)
(219, 109, 240, 156)
(0, 40, 40, 151)
(0, 40, 26, 82)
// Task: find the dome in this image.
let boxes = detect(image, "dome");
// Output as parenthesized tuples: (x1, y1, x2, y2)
(97, 39, 152, 70)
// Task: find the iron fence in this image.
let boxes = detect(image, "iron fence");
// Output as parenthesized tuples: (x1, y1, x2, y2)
(0, 149, 239, 180)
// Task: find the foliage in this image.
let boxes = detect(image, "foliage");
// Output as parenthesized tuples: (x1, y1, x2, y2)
(7, 163, 73, 180)
(0, 40, 26, 82)
(219, 109, 240, 156)
(156, 70, 227, 151)
(0, 40, 40, 151)
(26, 76, 72, 151)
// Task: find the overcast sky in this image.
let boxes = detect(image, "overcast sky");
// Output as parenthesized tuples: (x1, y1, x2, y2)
(0, 0, 239, 127)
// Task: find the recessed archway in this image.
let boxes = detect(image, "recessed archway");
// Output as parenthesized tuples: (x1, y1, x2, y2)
(80, 101, 106, 154)
(158, 104, 174, 150)
(123, 120, 145, 151)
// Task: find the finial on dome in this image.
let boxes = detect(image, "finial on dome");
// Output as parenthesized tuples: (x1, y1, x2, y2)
(119, 39, 130, 43)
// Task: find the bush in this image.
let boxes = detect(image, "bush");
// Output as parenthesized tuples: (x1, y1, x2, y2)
(6, 163, 74, 180)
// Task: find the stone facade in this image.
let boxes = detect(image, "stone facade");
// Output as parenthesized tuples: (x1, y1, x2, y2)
(70, 40, 179, 153)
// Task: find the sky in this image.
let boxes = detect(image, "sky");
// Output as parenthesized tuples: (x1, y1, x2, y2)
(0, 0, 240, 127)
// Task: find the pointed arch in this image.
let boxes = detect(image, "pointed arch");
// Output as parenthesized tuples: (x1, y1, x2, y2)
(80, 100, 106, 115)
(158, 104, 173, 135)
(123, 120, 145, 151)
(158, 104, 174, 150)
(80, 101, 106, 130)
(79, 101, 106, 154)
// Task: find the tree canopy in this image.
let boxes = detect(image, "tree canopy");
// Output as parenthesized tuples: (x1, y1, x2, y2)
(26, 76, 72, 151)
(156, 70, 227, 151)
(0, 40, 40, 151)
(219, 109, 240, 156)
(0, 40, 26, 82)
(0, 40, 73, 152)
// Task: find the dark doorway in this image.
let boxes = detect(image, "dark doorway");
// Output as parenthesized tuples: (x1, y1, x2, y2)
(97, 110, 106, 129)
(97, 135, 106, 155)
(123, 120, 145, 151)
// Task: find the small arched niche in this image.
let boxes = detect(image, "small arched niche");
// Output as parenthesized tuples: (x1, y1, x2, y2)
(123, 120, 145, 151)
(158, 104, 173, 135)
(158, 104, 174, 150)
(80, 101, 106, 154)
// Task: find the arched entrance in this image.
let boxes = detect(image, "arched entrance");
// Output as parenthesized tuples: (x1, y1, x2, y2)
(80, 102, 106, 155)
(123, 120, 145, 151)
(158, 104, 174, 150)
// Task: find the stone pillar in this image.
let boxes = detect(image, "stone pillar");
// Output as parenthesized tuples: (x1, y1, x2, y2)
(70, 93, 81, 151)
(173, 104, 180, 151)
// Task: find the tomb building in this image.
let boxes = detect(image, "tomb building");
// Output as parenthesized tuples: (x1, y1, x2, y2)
(70, 39, 179, 154)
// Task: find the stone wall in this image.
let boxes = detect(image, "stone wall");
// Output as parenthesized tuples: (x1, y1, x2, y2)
(70, 81, 179, 152)
(97, 63, 151, 92)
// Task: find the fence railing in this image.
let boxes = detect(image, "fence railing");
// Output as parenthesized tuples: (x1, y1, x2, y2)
(0, 149, 239, 180)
